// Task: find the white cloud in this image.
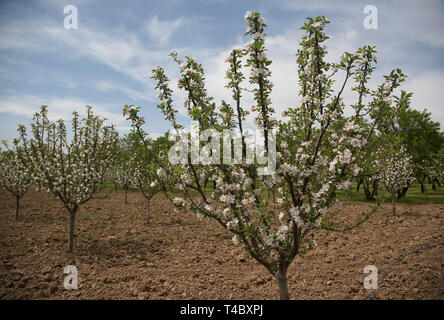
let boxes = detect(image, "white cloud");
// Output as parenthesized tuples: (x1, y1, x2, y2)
(0, 18, 157, 85)
(1, 0, 442, 138)
(0, 94, 168, 141)
(0, 95, 126, 127)
(0, 20, 51, 51)
(146, 15, 184, 46)
(94, 81, 113, 92)
(55, 76, 77, 89)
(404, 70, 444, 129)
(42, 26, 158, 84)
(94, 81, 155, 102)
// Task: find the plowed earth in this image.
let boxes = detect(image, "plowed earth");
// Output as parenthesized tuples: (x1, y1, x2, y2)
(0, 189, 443, 300)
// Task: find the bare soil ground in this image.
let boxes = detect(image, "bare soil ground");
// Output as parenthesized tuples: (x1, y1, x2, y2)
(0, 188, 443, 300)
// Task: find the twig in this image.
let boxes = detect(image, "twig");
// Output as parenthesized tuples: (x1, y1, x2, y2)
(320, 203, 380, 232)
(368, 240, 444, 300)
(239, 86, 254, 93)
(434, 256, 444, 299)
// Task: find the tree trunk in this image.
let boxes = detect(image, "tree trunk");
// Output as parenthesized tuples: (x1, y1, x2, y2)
(124, 188, 128, 205)
(363, 181, 376, 201)
(146, 197, 151, 225)
(15, 196, 20, 221)
(432, 182, 436, 191)
(420, 179, 425, 194)
(68, 206, 78, 253)
(391, 191, 396, 216)
(363, 183, 370, 201)
(423, 181, 428, 201)
(275, 263, 289, 300)
(397, 186, 409, 199)
(371, 180, 378, 199)
(114, 182, 118, 192)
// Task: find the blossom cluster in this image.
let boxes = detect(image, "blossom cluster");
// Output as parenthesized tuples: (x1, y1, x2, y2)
(108, 163, 134, 191)
(151, 67, 181, 129)
(376, 147, 414, 194)
(244, 11, 275, 131)
(418, 153, 444, 186)
(0, 141, 32, 199)
(224, 49, 248, 130)
(18, 105, 118, 212)
(172, 51, 217, 130)
(131, 152, 161, 200)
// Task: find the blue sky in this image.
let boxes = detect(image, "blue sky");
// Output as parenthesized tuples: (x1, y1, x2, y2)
(1, 0, 443, 142)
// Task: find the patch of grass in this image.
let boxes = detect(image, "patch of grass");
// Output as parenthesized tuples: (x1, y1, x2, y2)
(44, 214, 55, 222)
(94, 192, 110, 199)
(348, 182, 444, 205)
(124, 231, 134, 241)
(98, 179, 143, 193)
(205, 231, 216, 238)
(8, 238, 28, 254)
(77, 213, 92, 220)
(166, 216, 182, 225)
(166, 233, 183, 242)
(171, 180, 444, 206)
(95, 222, 106, 230)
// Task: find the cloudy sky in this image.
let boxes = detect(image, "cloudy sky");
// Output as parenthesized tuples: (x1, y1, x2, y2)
(0, 0, 443, 141)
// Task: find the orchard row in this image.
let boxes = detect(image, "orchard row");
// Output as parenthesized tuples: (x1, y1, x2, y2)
(1, 12, 443, 300)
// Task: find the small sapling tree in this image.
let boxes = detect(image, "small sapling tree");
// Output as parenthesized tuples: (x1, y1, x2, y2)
(425, 150, 444, 190)
(0, 141, 32, 220)
(132, 150, 161, 225)
(376, 146, 414, 215)
(355, 138, 380, 201)
(108, 136, 138, 205)
(122, 132, 162, 224)
(18, 105, 118, 252)
(109, 164, 134, 205)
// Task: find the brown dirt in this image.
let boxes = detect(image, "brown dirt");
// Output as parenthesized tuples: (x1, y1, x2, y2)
(0, 188, 443, 300)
